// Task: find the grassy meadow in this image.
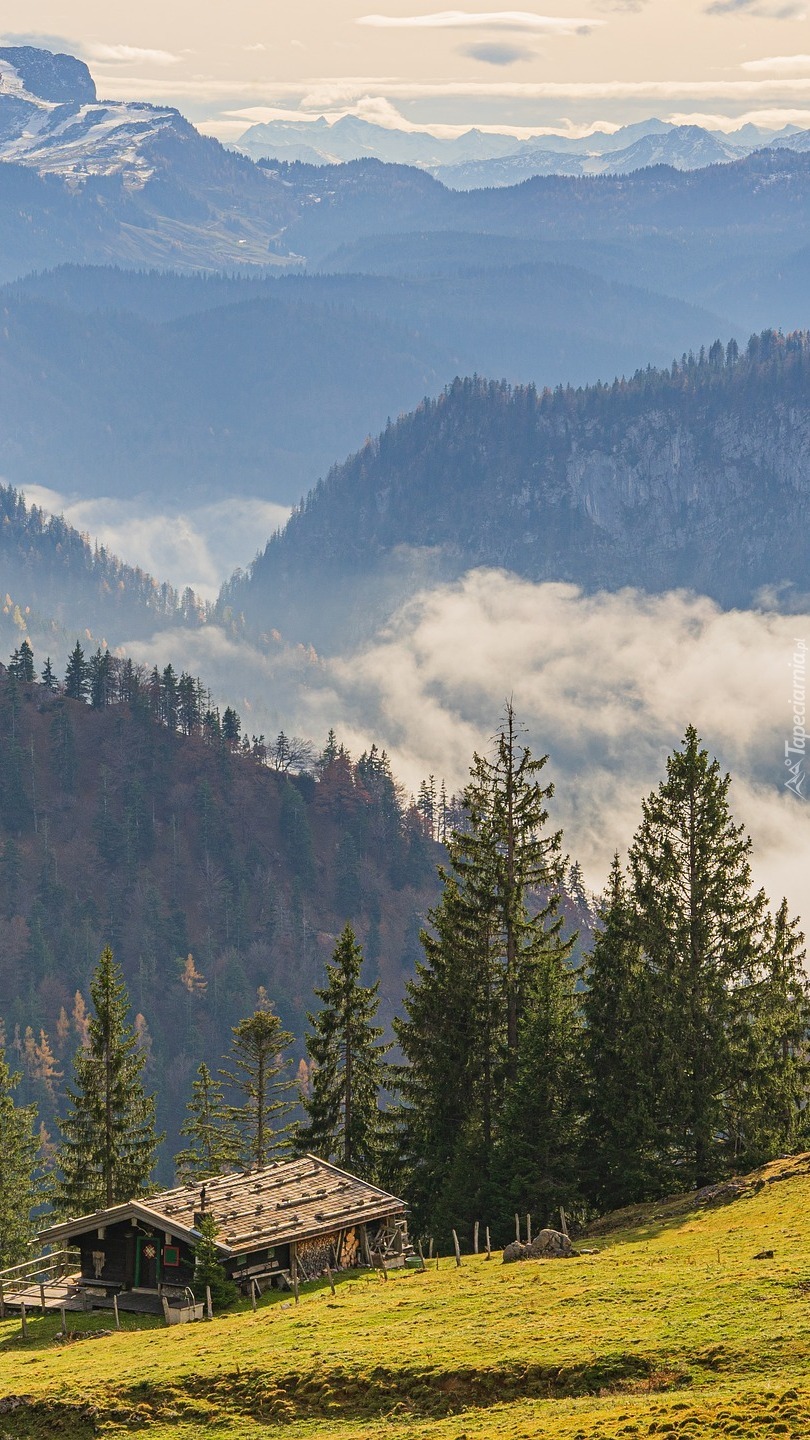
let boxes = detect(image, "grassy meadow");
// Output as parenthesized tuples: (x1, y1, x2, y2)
(3, 1156, 810, 1439)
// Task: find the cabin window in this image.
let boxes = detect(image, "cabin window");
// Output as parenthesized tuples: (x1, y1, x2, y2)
(163, 1245, 180, 1267)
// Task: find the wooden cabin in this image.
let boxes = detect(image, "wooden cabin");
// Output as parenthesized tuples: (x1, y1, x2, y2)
(38, 1154, 409, 1309)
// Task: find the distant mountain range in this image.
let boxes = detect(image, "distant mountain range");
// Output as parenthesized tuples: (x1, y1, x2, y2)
(0, 262, 728, 503)
(220, 332, 810, 650)
(236, 112, 804, 188)
(4, 46, 810, 518)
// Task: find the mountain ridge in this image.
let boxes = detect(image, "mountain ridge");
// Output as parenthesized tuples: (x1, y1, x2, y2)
(219, 331, 810, 650)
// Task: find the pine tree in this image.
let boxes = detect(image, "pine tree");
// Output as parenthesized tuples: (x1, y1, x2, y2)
(221, 992, 295, 1168)
(629, 726, 769, 1189)
(0, 1032, 37, 1266)
(175, 1062, 242, 1183)
(40, 656, 57, 691)
(297, 924, 389, 1178)
(581, 857, 660, 1210)
(64, 641, 89, 702)
(54, 947, 162, 1215)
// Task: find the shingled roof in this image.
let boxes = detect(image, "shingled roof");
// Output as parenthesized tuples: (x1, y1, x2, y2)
(155, 1154, 406, 1253)
(40, 1154, 406, 1255)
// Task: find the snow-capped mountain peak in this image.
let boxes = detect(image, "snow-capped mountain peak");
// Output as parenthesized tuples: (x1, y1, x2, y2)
(0, 45, 184, 188)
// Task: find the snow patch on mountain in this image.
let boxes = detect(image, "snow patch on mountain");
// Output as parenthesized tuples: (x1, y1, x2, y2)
(0, 45, 186, 187)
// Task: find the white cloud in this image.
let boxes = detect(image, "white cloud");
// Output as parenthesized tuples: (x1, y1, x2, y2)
(84, 42, 182, 66)
(119, 572, 810, 929)
(742, 53, 810, 70)
(356, 10, 602, 34)
(22, 488, 290, 601)
(668, 105, 810, 127)
(246, 75, 810, 107)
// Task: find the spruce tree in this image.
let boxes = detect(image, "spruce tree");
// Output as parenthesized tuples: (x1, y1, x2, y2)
(0, 1031, 37, 1266)
(297, 924, 389, 1177)
(455, 703, 569, 1071)
(175, 1062, 242, 1183)
(64, 641, 89, 702)
(581, 857, 659, 1210)
(54, 947, 162, 1215)
(396, 875, 495, 1235)
(629, 726, 768, 1189)
(727, 899, 810, 1169)
(192, 1214, 237, 1309)
(221, 992, 295, 1168)
(496, 947, 582, 1224)
(396, 706, 575, 1239)
(14, 640, 34, 682)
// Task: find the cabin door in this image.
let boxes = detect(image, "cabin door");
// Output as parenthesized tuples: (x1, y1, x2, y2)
(136, 1236, 161, 1289)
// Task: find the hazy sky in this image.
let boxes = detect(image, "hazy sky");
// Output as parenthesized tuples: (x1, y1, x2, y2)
(7, 1, 810, 139)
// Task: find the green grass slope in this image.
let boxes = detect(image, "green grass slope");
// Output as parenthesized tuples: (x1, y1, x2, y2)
(3, 1155, 810, 1438)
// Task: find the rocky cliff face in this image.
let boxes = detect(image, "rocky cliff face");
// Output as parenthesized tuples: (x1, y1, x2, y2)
(221, 333, 810, 649)
(0, 46, 96, 104)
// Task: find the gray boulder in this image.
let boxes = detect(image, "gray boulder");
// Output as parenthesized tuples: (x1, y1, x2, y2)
(501, 1240, 528, 1264)
(526, 1228, 574, 1259)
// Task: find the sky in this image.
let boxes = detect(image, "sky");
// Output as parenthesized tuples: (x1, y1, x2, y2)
(6, 0, 810, 140)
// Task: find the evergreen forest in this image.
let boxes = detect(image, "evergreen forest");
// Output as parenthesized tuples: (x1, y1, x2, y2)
(1, 653, 806, 1262)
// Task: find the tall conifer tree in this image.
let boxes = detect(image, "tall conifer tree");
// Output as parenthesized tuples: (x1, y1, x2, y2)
(581, 857, 659, 1209)
(726, 899, 810, 1169)
(54, 947, 161, 1215)
(628, 726, 767, 1189)
(0, 1031, 37, 1266)
(297, 924, 389, 1178)
(396, 706, 575, 1237)
(221, 992, 295, 1168)
(174, 1062, 242, 1183)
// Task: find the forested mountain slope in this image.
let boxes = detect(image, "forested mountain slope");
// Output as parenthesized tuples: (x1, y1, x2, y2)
(221, 331, 810, 649)
(0, 663, 444, 1176)
(0, 483, 206, 643)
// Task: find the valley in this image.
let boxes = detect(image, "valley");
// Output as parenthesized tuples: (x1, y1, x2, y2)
(0, 29, 809, 1440)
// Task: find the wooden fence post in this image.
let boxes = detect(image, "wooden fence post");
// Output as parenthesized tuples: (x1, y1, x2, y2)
(417, 1240, 426, 1273)
(326, 1266, 336, 1297)
(292, 1255, 299, 1305)
(560, 1207, 569, 1238)
(40, 1281, 46, 1317)
(205, 1285, 213, 1321)
(526, 1214, 532, 1245)
(60, 1304, 66, 1335)
(515, 1213, 521, 1244)
(113, 1293, 120, 1331)
(428, 1238, 434, 1259)
(250, 1279, 257, 1313)
(486, 1227, 492, 1260)
(473, 1221, 479, 1255)
(161, 1296, 171, 1326)
(1, 1278, 6, 1320)
(452, 1230, 461, 1267)
(20, 1301, 27, 1340)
